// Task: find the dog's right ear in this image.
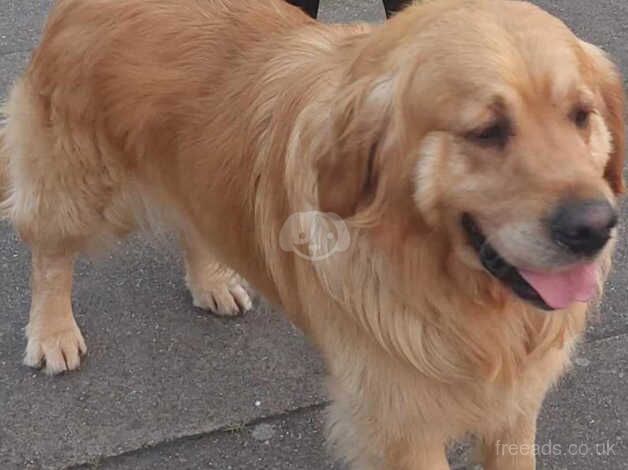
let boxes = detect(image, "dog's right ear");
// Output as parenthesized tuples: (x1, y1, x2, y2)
(317, 76, 394, 218)
(580, 41, 626, 195)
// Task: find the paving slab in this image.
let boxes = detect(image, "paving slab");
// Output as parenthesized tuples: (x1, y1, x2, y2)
(0, 230, 328, 470)
(95, 406, 337, 470)
(0, 51, 27, 94)
(318, 0, 384, 23)
(536, 334, 628, 470)
(0, 0, 54, 56)
(69, 334, 628, 470)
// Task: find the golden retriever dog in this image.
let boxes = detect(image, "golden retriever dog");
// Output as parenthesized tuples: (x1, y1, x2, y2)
(0, 0, 624, 468)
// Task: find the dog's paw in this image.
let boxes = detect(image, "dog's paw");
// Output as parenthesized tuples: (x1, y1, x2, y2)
(24, 324, 87, 375)
(189, 280, 253, 316)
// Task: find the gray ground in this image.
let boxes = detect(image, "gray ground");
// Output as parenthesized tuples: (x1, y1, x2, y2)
(0, 0, 626, 469)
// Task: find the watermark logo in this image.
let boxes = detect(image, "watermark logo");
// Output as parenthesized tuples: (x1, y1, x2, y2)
(495, 439, 619, 457)
(279, 211, 350, 261)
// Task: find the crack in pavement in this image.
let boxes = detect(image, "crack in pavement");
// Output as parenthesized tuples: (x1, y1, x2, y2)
(64, 401, 332, 470)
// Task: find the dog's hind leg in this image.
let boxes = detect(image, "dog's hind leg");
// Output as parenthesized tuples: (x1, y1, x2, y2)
(181, 229, 252, 316)
(2, 116, 82, 373)
(12, 193, 90, 375)
(3, 81, 130, 374)
(24, 250, 86, 374)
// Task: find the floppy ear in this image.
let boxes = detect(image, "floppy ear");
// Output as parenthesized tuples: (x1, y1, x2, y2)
(581, 41, 626, 194)
(316, 77, 393, 218)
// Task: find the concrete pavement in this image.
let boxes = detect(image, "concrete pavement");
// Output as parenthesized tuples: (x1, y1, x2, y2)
(0, 1, 627, 469)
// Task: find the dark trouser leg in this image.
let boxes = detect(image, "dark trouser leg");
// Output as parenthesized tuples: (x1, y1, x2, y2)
(383, 0, 412, 18)
(285, 0, 320, 18)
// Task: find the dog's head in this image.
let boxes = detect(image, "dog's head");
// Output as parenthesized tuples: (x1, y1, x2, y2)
(316, 0, 625, 311)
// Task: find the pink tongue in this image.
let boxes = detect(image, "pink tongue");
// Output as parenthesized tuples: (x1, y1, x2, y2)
(518, 262, 599, 310)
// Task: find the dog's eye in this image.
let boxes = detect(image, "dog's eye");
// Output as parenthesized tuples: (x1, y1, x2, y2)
(571, 107, 591, 129)
(468, 119, 512, 148)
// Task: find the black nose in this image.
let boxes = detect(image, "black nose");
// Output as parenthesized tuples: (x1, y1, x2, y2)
(551, 200, 618, 256)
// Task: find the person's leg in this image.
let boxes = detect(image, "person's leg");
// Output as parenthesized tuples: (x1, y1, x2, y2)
(285, 0, 320, 18)
(383, 0, 412, 18)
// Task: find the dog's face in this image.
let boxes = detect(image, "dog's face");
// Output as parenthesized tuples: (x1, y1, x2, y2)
(317, 0, 624, 311)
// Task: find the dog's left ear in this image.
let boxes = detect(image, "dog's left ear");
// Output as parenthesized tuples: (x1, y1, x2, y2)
(581, 41, 626, 194)
(317, 77, 394, 218)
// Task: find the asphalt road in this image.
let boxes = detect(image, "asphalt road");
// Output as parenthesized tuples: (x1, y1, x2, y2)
(0, 1, 627, 469)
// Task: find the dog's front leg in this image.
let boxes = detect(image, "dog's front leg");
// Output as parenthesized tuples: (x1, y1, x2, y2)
(344, 438, 450, 470)
(327, 392, 450, 470)
(381, 438, 450, 470)
(180, 229, 252, 316)
(482, 413, 537, 470)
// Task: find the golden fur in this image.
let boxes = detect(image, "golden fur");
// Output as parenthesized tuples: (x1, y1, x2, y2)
(0, 0, 624, 468)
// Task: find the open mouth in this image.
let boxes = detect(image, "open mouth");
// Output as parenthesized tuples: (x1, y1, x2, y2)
(461, 214, 552, 310)
(461, 214, 599, 311)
